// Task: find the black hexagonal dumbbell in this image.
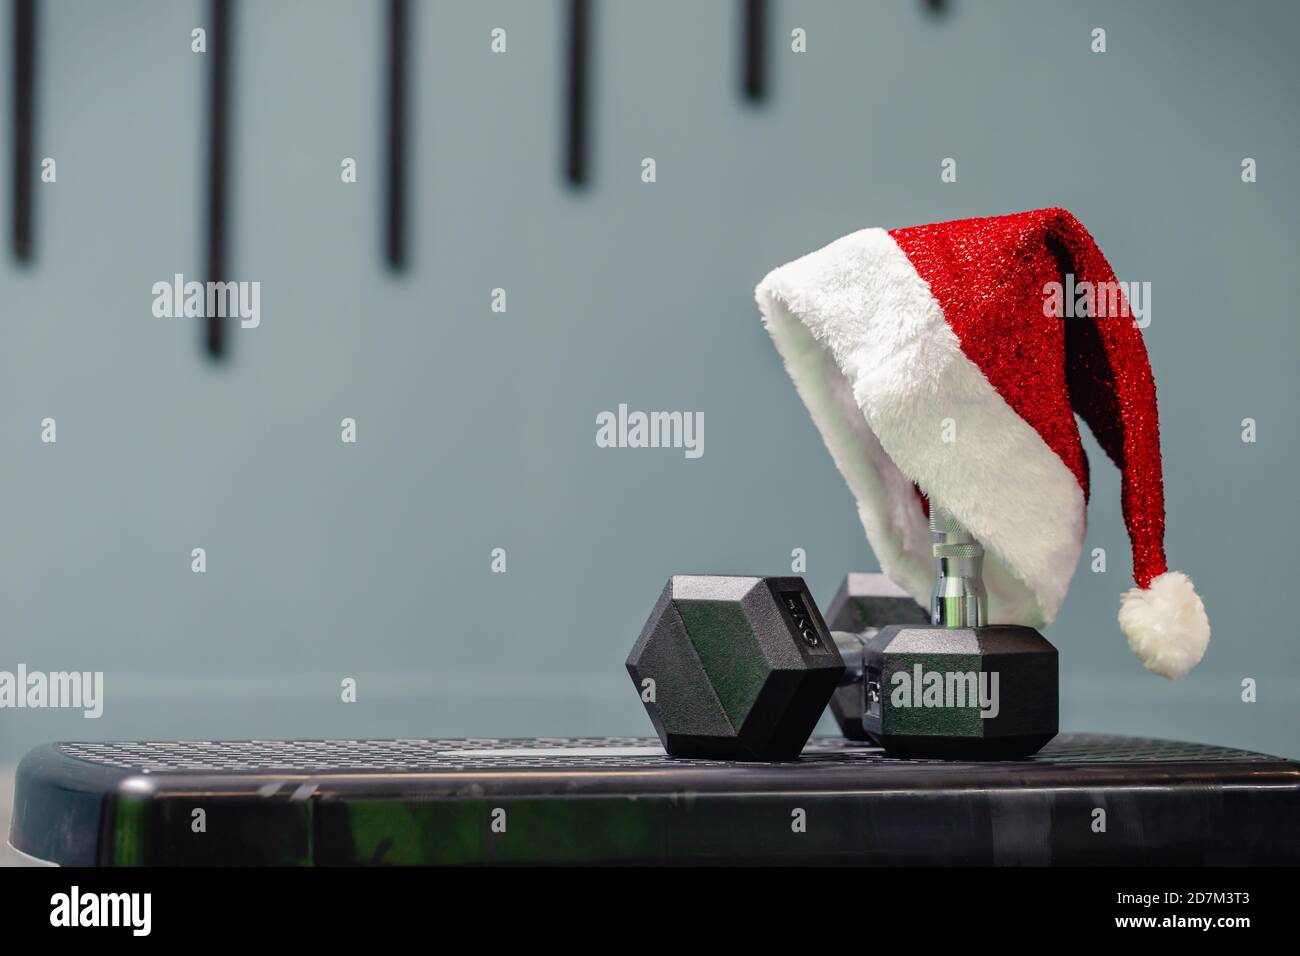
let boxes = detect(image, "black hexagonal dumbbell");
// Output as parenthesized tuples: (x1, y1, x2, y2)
(830, 509, 1057, 758)
(625, 575, 844, 761)
(823, 573, 931, 740)
(854, 622, 1058, 759)
(627, 514, 1058, 761)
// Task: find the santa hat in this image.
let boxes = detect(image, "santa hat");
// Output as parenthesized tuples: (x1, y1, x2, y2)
(755, 208, 1209, 679)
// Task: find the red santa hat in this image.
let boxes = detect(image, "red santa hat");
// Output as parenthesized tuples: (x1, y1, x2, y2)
(755, 208, 1209, 679)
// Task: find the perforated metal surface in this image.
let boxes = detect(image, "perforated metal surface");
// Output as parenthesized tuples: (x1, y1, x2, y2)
(17, 733, 1297, 866)
(57, 734, 1275, 774)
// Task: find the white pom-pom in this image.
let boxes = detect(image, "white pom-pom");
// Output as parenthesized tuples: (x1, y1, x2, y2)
(1119, 571, 1210, 679)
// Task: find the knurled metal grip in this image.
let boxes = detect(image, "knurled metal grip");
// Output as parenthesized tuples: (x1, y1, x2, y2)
(932, 542, 982, 559)
(930, 507, 988, 627)
(929, 508, 965, 535)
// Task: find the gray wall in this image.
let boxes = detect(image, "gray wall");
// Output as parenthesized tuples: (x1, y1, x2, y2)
(2, 0, 1297, 762)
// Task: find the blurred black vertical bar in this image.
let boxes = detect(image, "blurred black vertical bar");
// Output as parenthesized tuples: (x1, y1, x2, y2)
(564, 0, 589, 187)
(204, 0, 232, 359)
(11, 0, 36, 263)
(742, 0, 765, 102)
(924, 0, 946, 14)
(384, 0, 408, 270)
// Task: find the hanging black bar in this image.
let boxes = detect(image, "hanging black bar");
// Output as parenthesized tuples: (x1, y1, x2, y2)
(384, 0, 409, 270)
(741, 0, 765, 102)
(564, 0, 589, 187)
(204, 0, 232, 359)
(11, 0, 36, 263)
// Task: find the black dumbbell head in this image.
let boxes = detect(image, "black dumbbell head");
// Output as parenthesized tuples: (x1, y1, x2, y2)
(627, 575, 845, 761)
(861, 624, 1058, 759)
(824, 573, 930, 740)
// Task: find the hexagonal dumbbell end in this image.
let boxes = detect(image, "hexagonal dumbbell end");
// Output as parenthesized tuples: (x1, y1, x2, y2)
(626, 575, 845, 761)
(861, 624, 1058, 759)
(824, 573, 930, 740)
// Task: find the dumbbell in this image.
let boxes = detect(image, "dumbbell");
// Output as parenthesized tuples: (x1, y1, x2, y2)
(625, 574, 843, 761)
(842, 510, 1058, 758)
(625, 509, 1058, 760)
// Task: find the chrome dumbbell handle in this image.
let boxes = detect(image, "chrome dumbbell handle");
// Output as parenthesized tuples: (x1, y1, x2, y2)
(831, 627, 877, 686)
(832, 508, 989, 730)
(930, 507, 988, 627)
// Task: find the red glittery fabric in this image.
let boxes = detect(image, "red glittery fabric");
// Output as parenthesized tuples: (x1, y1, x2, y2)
(889, 208, 1167, 588)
